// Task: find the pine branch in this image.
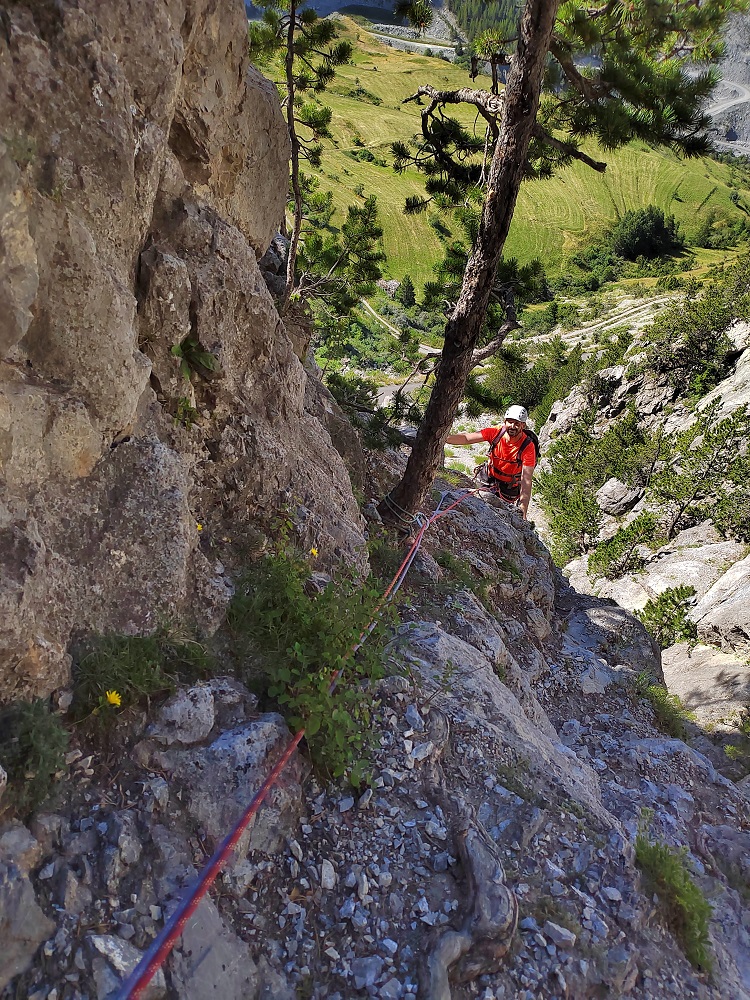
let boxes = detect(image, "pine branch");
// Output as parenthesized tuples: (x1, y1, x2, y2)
(531, 124, 607, 172)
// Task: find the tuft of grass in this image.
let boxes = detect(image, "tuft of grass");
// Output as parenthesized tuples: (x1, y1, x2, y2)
(73, 630, 213, 718)
(634, 672, 696, 739)
(635, 830, 713, 970)
(0, 700, 69, 817)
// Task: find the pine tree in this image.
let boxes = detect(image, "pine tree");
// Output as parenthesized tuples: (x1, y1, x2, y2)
(380, 0, 746, 518)
(249, 1, 351, 311)
(650, 403, 750, 539)
(397, 274, 416, 308)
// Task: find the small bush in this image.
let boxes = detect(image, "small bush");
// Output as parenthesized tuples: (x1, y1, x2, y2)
(635, 829, 713, 970)
(635, 672, 696, 738)
(0, 700, 69, 816)
(636, 585, 698, 649)
(588, 512, 658, 580)
(228, 551, 393, 783)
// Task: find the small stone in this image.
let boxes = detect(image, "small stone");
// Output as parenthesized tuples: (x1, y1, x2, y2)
(359, 788, 373, 809)
(602, 886, 622, 902)
(382, 938, 398, 956)
(325, 946, 340, 960)
(378, 871, 393, 888)
(379, 978, 403, 999)
(352, 955, 384, 990)
(411, 741, 434, 762)
(405, 705, 424, 731)
(339, 797, 355, 813)
(289, 839, 303, 862)
(321, 859, 337, 890)
(543, 921, 577, 948)
(357, 872, 370, 899)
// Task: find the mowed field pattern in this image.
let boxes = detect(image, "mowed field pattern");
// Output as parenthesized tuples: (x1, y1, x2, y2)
(259, 17, 750, 288)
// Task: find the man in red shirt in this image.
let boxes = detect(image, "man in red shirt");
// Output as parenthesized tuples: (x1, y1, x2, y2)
(445, 405, 537, 518)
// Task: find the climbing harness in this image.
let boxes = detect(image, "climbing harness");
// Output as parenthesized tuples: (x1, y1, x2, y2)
(113, 488, 482, 1000)
(474, 426, 539, 502)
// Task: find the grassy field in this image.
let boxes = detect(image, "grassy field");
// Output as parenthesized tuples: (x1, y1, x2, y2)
(255, 17, 750, 290)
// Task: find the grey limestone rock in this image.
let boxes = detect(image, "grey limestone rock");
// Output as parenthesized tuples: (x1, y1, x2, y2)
(595, 478, 642, 516)
(691, 552, 750, 653)
(148, 685, 217, 746)
(87, 934, 166, 1000)
(148, 713, 304, 858)
(0, 860, 55, 990)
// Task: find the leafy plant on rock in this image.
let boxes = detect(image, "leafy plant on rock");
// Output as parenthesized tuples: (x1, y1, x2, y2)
(73, 630, 213, 718)
(636, 586, 699, 651)
(228, 550, 393, 783)
(0, 699, 69, 817)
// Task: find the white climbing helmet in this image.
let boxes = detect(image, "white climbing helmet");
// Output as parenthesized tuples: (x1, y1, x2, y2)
(504, 404, 528, 423)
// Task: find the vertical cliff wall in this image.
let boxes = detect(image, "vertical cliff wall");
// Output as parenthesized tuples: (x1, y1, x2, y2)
(0, 0, 368, 705)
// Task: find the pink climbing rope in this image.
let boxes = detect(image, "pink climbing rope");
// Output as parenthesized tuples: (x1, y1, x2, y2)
(114, 486, 482, 999)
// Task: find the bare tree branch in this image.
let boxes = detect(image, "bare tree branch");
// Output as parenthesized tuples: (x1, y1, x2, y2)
(404, 85, 504, 139)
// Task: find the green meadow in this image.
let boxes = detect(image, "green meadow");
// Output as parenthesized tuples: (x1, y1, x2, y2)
(257, 16, 750, 289)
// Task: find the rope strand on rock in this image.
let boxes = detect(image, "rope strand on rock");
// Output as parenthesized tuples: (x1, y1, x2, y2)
(114, 487, 483, 1000)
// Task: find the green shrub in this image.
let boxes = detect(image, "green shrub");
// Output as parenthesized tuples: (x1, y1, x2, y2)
(588, 512, 658, 580)
(0, 700, 69, 816)
(635, 585, 698, 649)
(635, 828, 713, 970)
(228, 551, 392, 783)
(638, 255, 750, 396)
(635, 672, 696, 738)
(609, 205, 684, 260)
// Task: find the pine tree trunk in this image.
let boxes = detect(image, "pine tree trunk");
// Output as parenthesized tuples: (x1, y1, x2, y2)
(379, 0, 560, 522)
(281, 0, 301, 314)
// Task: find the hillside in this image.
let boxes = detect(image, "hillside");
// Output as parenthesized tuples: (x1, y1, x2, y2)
(265, 17, 750, 289)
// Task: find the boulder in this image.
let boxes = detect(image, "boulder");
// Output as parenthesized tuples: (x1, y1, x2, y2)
(567, 522, 746, 613)
(697, 344, 750, 419)
(662, 642, 750, 727)
(146, 713, 304, 858)
(595, 478, 642, 516)
(691, 553, 750, 653)
(0, 861, 55, 990)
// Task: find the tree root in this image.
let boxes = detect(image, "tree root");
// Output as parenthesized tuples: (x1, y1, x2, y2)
(420, 710, 519, 1000)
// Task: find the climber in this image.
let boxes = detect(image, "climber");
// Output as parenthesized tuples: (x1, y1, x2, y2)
(445, 405, 538, 518)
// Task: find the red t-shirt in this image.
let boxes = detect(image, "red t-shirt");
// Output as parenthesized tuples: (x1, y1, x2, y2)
(481, 426, 536, 481)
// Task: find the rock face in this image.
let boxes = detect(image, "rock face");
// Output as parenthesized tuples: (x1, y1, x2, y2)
(691, 552, 750, 653)
(0, 0, 368, 703)
(4, 476, 750, 1000)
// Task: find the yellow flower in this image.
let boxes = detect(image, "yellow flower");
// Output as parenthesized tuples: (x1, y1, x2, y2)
(310, 547, 319, 557)
(105, 690, 121, 708)
(196, 523, 203, 532)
